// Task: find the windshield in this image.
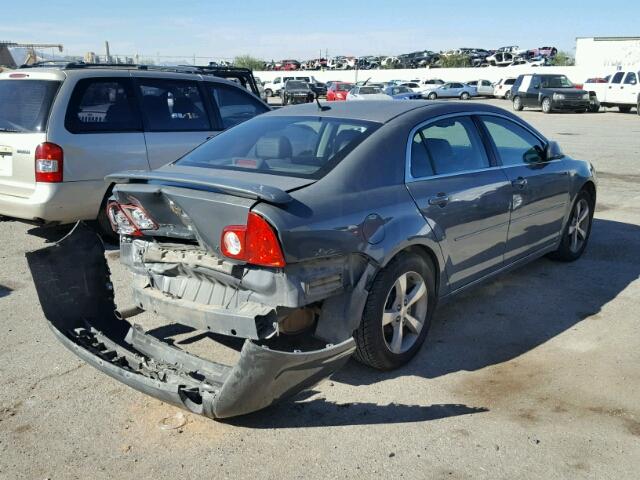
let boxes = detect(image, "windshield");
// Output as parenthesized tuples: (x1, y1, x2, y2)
(0, 80, 61, 133)
(540, 75, 573, 88)
(286, 81, 307, 89)
(336, 83, 353, 91)
(176, 116, 379, 179)
(359, 87, 382, 95)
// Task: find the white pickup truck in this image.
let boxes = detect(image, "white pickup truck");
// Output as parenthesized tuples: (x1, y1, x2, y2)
(583, 69, 640, 114)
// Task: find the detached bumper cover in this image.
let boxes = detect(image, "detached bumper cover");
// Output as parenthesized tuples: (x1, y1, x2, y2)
(26, 223, 355, 419)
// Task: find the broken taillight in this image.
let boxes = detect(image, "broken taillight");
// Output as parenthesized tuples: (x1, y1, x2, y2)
(221, 212, 286, 267)
(106, 201, 158, 236)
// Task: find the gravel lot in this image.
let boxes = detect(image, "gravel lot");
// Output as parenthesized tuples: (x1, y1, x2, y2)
(1, 99, 639, 480)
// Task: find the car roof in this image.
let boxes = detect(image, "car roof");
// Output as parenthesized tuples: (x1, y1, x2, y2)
(265, 100, 512, 124)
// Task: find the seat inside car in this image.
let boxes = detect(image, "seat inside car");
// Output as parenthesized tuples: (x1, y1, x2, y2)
(424, 137, 458, 174)
(255, 135, 293, 160)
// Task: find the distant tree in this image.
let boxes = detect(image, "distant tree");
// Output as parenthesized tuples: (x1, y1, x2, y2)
(550, 51, 575, 66)
(233, 55, 265, 71)
(438, 54, 471, 68)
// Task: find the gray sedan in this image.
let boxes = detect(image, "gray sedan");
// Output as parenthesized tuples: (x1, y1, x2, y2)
(29, 100, 596, 419)
(424, 82, 478, 100)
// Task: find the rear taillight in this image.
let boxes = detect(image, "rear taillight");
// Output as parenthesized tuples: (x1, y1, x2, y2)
(106, 201, 158, 236)
(221, 212, 286, 267)
(35, 142, 63, 183)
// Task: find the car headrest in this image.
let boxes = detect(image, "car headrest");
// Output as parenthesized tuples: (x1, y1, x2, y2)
(334, 129, 363, 154)
(105, 98, 133, 124)
(172, 97, 202, 116)
(255, 135, 293, 160)
(424, 138, 454, 173)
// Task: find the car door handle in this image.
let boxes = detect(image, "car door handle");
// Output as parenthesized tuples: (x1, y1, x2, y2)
(511, 177, 528, 188)
(428, 193, 449, 207)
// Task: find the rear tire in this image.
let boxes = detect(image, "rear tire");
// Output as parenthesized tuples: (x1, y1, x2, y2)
(619, 105, 631, 113)
(460, 92, 470, 100)
(354, 252, 436, 370)
(548, 190, 593, 262)
(513, 96, 524, 111)
(542, 97, 552, 113)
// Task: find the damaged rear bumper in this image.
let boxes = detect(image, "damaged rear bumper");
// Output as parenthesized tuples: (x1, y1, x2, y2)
(26, 223, 355, 419)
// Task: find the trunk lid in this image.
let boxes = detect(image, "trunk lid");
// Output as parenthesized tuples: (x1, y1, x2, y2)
(110, 165, 315, 258)
(0, 75, 62, 198)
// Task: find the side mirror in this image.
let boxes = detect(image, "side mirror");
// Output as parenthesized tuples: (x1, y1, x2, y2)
(545, 141, 564, 161)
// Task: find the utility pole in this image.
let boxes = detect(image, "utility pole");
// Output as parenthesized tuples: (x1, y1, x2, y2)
(105, 41, 110, 62)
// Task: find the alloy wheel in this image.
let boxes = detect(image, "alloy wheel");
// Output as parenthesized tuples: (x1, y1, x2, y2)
(568, 198, 590, 253)
(381, 271, 428, 354)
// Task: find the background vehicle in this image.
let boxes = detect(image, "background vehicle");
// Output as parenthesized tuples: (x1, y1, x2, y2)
(422, 78, 445, 87)
(346, 85, 392, 100)
(308, 81, 327, 98)
(424, 82, 477, 100)
(494, 77, 516, 99)
(263, 75, 315, 97)
(30, 101, 596, 420)
(466, 79, 494, 96)
(583, 69, 640, 114)
(383, 85, 422, 100)
(400, 82, 423, 93)
(281, 80, 314, 105)
(511, 74, 590, 113)
(0, 63, 269, 231)
(326, 82, 354, 101)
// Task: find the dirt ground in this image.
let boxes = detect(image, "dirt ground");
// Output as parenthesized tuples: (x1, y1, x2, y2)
(1, 99, 639, 479)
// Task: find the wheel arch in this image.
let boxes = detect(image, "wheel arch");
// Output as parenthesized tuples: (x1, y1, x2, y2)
(378, 243, 442, 297)
(580, 180, 597, 208)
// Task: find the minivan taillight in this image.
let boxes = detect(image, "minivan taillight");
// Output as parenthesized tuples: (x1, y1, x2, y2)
(35, 142, 63, 183)
(221, 212, 286, 267)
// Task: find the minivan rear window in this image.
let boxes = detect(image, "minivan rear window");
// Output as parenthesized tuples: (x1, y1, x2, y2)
(0, 80, 60, 133)
(176, 115, 379, 179)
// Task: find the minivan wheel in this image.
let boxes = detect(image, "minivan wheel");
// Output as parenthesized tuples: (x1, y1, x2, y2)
(460, 91, 470, 100)
(513, 96, 524, 111)
(542, 97, 552, 113)
(548, 190, 593, 262)
(354, 252, 436, 370)
(428, 92, 437, 100)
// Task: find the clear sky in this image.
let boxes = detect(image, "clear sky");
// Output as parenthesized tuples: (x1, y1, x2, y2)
(3, 0, 639, 61)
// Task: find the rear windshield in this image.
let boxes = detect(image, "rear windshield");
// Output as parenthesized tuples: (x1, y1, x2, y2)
(0, 80, 60, 133)
(176, 115, 379, 179)
(336, 84, 353, 91)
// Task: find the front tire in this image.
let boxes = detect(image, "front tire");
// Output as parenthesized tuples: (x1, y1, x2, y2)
(548, 190, 594, 262)
(264, 88, 273, 97)
(542, 97, 552, 113)
(513, 96, 524, 111)
(354, 252, 436, 370)
(428, 92, 437, 100)
(460, 91, 470, 100)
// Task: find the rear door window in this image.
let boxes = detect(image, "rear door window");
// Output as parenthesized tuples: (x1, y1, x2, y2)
(412, 116, 489, 176)
(65, 78, 142, 133)
(207, 83, 269, 129)
(0, 80, 60, 133)
(137, 78, 210, 132)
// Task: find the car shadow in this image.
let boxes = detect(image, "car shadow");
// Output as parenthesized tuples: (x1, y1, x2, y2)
(0, 284, 12, 299)
(334, 218, 640, 386)
(225, 397, 488, 429)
